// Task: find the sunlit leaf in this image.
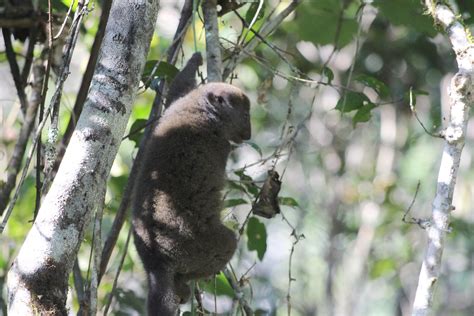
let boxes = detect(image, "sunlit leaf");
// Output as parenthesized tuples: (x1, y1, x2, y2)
(142, 60, 179, 88)
(128, 119, 147, 147)
(322, 67, 334, 84)
(224, 198, 248, 208)
(245, 2, 266, 25)
(355, 74, 390, 98)
(352, 103, 377, 126)
(235, 170, 259, 197)
(279, 197, 299, 208)
(199, 272, 235, 297)
(335, 91, 370, 113)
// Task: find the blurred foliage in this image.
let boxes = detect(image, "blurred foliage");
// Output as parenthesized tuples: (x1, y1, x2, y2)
(1, 0, 474, 315)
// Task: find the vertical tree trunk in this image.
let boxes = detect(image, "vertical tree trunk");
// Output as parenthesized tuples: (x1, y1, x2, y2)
(6, 0, 159, 314)
(412, 3, 474, 315)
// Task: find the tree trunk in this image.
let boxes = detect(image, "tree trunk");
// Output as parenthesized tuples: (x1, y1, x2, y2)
(412, 2, 474, 315)
(6, 0, 159, 314)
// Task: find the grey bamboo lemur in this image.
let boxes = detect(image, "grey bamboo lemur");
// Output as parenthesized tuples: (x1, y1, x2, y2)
(133, 52, 251, 316)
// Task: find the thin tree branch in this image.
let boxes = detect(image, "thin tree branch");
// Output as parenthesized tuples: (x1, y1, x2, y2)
(103, 226, 133, 316)
(34, 0, 55, 220)
(0, 58, 45, 216)
(20, 27, 39, 85)
(2, 28, 28, 113)
(43, 0, 113, 195)
(223, 267, 253, 316)
(73, 259, 86, 309)
(223, 0, 301, 80)
(44, 0, 89, 176)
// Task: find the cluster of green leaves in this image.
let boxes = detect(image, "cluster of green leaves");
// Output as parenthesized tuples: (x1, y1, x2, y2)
(335, 74, 389, 126)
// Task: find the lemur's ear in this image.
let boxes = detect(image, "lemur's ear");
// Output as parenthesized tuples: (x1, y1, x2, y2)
(206, 91, 226, 107)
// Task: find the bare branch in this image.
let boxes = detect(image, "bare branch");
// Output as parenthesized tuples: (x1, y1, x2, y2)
(103, 226, 133, 315)
(46, 0, 114, 192)
(2, 28, 28, 113)
(223, 0, 301, 80)
(0, 59, 44, 216)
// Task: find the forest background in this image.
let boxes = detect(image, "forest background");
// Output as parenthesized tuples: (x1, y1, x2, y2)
(0, 0, 474, 315)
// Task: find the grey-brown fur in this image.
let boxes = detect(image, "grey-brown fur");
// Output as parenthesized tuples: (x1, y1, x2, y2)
(133, 54, 251, 316)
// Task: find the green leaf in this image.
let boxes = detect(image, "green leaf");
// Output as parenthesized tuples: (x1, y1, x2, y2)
(199, 272, 235, 297)
(224, 198, 248, 208)
(352, 103, 377, 126)
(404, 89, 429, 107)
(128, 119, 147, 147)
(373, 0, 437, 36)
(245, 2, 266, 25)
(335, 91, 370, 113)
(41, 0, 69, 12)
(142, 60, 179, 87)
(245, 141, 263, 157)
(355, 74, 390, 98)
(247, 217, 267, 261)
(114, 288, 146, 314)
(322, 67, 334, 84)
(234, 170, 259, 197)
(370, 258, 397, 278)
(279, 197, 299, 208)
(227, 180, 247, 193)
(296, 1, 358, 47)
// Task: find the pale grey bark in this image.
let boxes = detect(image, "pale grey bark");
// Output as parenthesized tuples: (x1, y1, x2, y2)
(202, 0, 222, 82)
(412, 3, 474, 315)
(6, 0, 159, 314)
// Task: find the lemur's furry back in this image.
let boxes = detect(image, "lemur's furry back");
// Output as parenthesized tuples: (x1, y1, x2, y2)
(132, 52, 251, 316)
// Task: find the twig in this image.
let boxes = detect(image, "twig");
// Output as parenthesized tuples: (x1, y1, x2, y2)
(103, 226, 133, 316)
(73, 259, 85, 307)
(20, 27, 39, 85)
(223, 0, 301, 80)
(409, 87, 444, 139)
(43, 0, 113, 194)
(88, 188, 106, 315)
(193, 284, 205, 316)
(223, 267, 253, 316)
(287, 230, 303, 316)
(0, 71, 56, 232)
(402, 181, 431, 229)
(2, 28, 28, 113)
(339, 4, 364, 113)
(0, 56, 45, 216)
(44, 0, 89, 176)
(54, 0, 75, 40)
(34, 0, 56, 220)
